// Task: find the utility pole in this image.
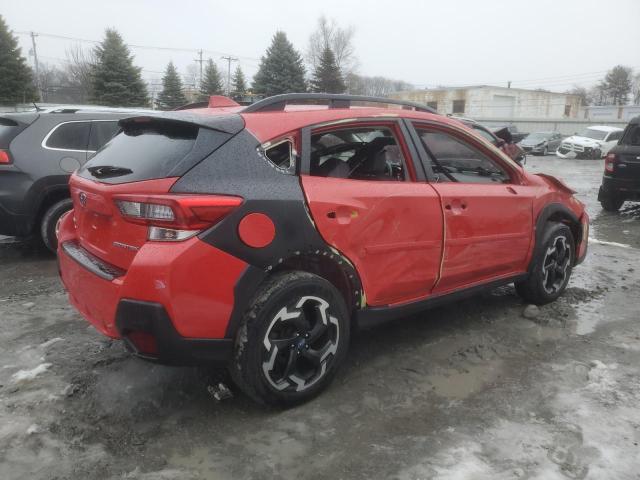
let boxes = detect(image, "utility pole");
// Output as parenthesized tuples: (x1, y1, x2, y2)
(221, 55, 238, 96)
(507, 81, 511, 89)
(30, 32, 42, 101)
(195, 49, 204, 89)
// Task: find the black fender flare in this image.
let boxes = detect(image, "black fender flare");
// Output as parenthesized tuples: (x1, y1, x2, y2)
(530, 202, 582, 271)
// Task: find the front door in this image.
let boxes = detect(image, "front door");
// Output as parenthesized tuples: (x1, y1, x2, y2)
(300, 121, 444, 306)
(411, 123, 534, 294)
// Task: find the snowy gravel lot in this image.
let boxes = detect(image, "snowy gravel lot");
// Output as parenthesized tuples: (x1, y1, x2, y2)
(1, 155, 639, 480)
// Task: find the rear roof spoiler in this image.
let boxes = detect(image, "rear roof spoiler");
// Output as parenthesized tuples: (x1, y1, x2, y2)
(118, 111, 245, 135)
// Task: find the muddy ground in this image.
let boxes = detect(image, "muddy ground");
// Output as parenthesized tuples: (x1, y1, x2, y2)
(1, 155, 639, 480)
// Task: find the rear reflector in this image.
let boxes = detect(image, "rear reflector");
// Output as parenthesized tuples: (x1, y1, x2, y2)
(604, 153, 617, 173)
(0, 150, 10, 164)
(126, 330, 158, 356)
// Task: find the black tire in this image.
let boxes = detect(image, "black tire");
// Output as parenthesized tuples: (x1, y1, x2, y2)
(40, 198, 73, 253)
(515, 223, 574, 305)
(229, 271, 350, 407)
(591, 148, 602, 160)
(600, 194, 624, 212)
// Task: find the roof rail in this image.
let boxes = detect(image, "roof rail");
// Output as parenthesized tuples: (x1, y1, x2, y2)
(241, 93, 436, 114)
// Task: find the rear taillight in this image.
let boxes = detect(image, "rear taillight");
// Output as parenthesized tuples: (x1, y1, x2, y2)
(0, 150, 11, 164)
(604, 153, 617, 173)
(113, 194, 243, 241)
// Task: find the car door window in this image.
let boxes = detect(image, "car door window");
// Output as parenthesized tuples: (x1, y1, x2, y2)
(309, 126, 406, 181)
(88, 121, 119, 151)
(415, 128, 509, 184)
(44, 122, 91, 151)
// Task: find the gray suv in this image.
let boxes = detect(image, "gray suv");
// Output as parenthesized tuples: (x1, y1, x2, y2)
(0, 106, 144, 251)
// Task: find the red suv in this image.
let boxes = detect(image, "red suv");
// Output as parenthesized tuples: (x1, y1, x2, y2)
(58, 94, 588, 406)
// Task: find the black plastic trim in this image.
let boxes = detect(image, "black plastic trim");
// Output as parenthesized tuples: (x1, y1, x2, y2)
(61, 241, 125, 281)
(115, 299, 233, 366)
(356, 273, 527, 329)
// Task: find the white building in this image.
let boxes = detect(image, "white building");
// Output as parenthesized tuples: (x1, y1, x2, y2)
(390, 85, 582, 119)
(578, 105, 640, 121)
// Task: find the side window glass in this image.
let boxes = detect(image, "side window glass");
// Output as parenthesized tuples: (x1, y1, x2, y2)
(416, 128, 509, 184)
(309, 126, 406, 181)
(263, 140, 294, 172)
(45, 122, 91, 151)
(89, 121, 119, 151)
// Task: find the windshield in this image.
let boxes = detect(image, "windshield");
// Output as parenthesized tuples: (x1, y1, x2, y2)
(524, 133, 551, 142)
(578, 128, 607, 140)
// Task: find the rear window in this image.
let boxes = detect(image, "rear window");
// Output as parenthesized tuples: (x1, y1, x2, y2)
(78, 120, 198, 183)
(45, 121, 91, 151)
(88, 121, 120, 151)
(620, 124, 640, 146)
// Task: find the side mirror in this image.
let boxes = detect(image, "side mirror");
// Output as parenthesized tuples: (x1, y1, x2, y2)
(496, 138, 506, 147)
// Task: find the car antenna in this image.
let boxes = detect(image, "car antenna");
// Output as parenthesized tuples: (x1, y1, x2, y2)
(32, 102, 44, 112)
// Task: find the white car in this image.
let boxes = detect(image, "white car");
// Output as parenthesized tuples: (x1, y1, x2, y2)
(556, 126, 624, 159)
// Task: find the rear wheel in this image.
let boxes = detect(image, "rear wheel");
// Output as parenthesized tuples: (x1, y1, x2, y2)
(600, 193, 624, 212)
(40, 198, 73, 253)
(229, 271, 350, 407)
(515, 223, 574, 305)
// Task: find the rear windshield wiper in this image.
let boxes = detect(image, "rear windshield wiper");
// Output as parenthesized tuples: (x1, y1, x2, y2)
(87, 165, 133, 179)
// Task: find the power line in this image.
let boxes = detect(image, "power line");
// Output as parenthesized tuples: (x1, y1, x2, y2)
(15, 30, 260, 62)
(221, 56, 238, 96)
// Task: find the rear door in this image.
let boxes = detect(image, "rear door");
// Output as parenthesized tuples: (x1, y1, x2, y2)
(410, 121, 535, 293)
(300, 120, 444, 306)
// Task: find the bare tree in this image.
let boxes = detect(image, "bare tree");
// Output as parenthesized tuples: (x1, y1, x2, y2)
(307, 16, 357, 76)
(64, 44, 95, 101)
(346, 73, 412, 97)
(568, 85, 589, 106)
(632, 72, 640, 105)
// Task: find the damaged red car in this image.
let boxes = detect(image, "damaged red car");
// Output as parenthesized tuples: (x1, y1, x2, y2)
(58, 94, 588, 406)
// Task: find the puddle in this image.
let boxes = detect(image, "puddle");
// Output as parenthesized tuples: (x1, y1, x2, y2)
(424, 360, 504, 399)
(572, 296, 606, 336)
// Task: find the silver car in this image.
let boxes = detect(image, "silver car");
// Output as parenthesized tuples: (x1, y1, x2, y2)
(519, 132, 563, 155)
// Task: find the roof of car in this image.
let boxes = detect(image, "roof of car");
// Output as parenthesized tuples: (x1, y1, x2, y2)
(586, 125, 624, 132)
(628, 116, 640, 125)
(240, 106, 458, 143)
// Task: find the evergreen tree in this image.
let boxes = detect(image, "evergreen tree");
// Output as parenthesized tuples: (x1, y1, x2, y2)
(252, 31, 307, 96)
(0, 15, 38, 105)
(200, 59, 223, 98)
(603, 65, 633, 105)
(232, 65, 247, 98)
(90, 29, 148, 107)
(156, 61, 187, 110)
(310, 46, 346, 93)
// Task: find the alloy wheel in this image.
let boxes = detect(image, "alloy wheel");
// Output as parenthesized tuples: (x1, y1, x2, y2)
(541, 236, 571, 294)
(262, 296, 340, 392)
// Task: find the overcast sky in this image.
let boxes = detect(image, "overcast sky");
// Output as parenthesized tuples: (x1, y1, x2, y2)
(2, 0, 639, 92)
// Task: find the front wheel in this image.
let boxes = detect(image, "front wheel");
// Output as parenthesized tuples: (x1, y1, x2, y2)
(515, 223, 574, 305)
(40, 198, 73, 253)
(229, 271, 350, 407)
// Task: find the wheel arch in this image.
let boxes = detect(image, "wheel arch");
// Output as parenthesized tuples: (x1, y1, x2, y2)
(532, 203, 582, 269)
(224, 252, 364, 339)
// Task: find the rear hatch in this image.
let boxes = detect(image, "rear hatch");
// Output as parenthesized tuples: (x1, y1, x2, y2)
(70, 113, 244, 270)
(0, 113, 39, 163)
(611, 123, 640, 181)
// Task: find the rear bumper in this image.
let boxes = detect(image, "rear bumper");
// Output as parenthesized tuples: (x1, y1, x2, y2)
(57, 212, 247, 365)
(599, 176, 640, 199)
(116, 299, 233, 365)
(0, 203, 32, 236)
